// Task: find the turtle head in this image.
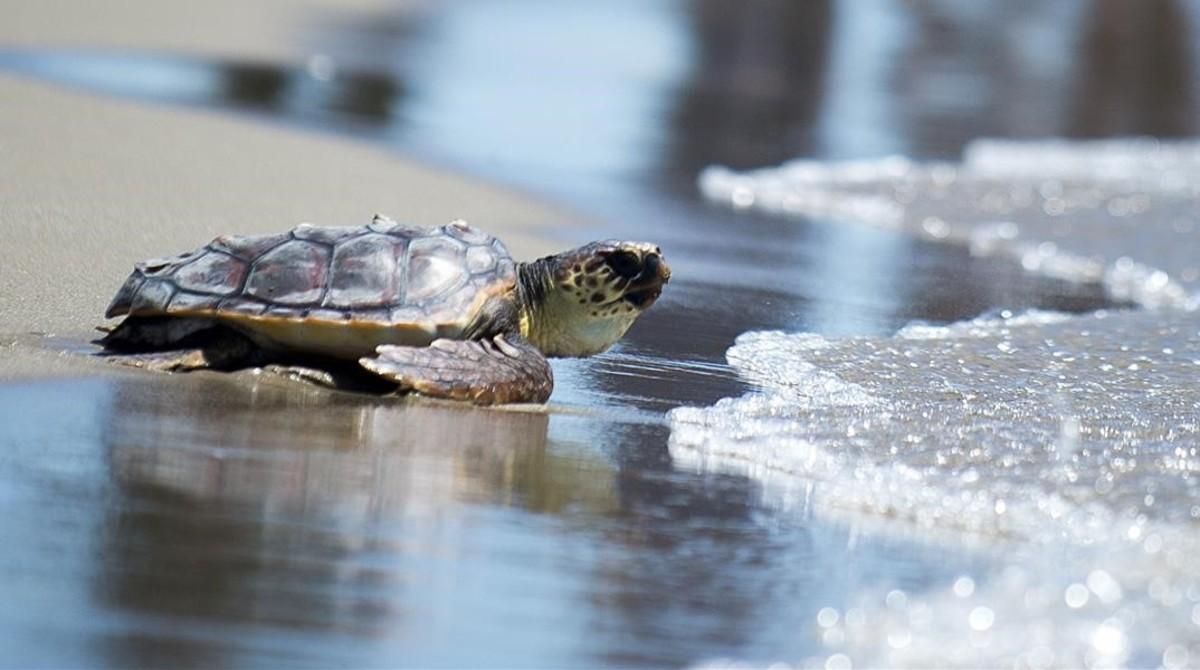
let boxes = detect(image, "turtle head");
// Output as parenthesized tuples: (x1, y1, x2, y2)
(518, 241, 670, 357)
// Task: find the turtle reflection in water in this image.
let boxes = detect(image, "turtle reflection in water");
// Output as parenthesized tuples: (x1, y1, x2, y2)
(98, 215, 670, 404)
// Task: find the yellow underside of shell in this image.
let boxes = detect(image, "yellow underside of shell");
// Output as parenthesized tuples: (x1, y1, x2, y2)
(173, 310, 461, 359)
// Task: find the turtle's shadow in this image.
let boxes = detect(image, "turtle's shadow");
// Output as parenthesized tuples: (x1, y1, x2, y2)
(90, 321, 399, 394)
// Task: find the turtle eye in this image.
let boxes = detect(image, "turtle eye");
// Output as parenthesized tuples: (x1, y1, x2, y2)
(604, 250, 641, 279)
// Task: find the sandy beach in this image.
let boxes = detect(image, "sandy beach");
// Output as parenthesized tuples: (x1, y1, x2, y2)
(5, 0, 394, 62)
(0, 0, 576, 380)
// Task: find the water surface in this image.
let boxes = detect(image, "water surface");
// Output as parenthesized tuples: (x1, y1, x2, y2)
(2, 1, 1197, 667)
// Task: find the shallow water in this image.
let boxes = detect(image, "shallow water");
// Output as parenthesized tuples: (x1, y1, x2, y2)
(675, 308, 1200, 668)
(0, 372, 998, 668)
(3, 1, 1200, 667)
(684, 139, 1200, 667)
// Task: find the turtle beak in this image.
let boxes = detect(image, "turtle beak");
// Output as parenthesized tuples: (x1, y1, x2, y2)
(623, 251, 669, 309)
(647, 251, 670, 283)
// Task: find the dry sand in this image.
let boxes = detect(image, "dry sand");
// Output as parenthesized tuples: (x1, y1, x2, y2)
(3, 0, 399, 62)
(0, 2, 580, 380)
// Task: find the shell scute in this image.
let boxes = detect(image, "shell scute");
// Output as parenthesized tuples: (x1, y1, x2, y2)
(212, 231, 290, 260)
(306, 308, 352, 322)
(368, 214, 400, 233)
(495, 257, 516, 281)
(292, 224, 366, 246)
(465, 245, 498, 274)
(167, 291, 222, 312)
(135, 257, 178, 277)
(390, 305, 429, 324)
(132, 278, 175, 313)
(245, 240, 331, 305)
(348, 309, 394, 324)
(173, 251, 247, 296)
(263, 306, 305, 319)
(328, 233, 404, 308)
(219, 298, 269, 316)
(444, 219, 491, 244)
(405, 236, 468, 304)
(368, 214, 426, 236)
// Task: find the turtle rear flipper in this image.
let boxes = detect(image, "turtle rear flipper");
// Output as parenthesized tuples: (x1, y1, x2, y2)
(361, 335, 553, 405)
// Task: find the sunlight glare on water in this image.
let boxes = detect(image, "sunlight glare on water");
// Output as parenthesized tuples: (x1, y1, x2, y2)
(677, 139, 1200, 668)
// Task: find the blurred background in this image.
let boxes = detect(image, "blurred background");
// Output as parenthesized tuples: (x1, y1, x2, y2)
(12, 1, 1197, 179)
(2, 1, 1198, 668)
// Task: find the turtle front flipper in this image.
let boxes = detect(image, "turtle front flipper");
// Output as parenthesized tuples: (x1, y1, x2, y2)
(361, 335, 553, 405)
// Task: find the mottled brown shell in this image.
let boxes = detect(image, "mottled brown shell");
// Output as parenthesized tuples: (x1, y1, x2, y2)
(105, 217, 516, 352)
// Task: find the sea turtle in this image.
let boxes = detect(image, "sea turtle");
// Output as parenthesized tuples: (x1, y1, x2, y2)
(98, 215, 669, 404)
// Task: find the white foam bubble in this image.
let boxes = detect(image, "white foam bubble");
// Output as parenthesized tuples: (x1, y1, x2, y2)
(671, 309, 1200, 667)
(699, 139, 1200, 310)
